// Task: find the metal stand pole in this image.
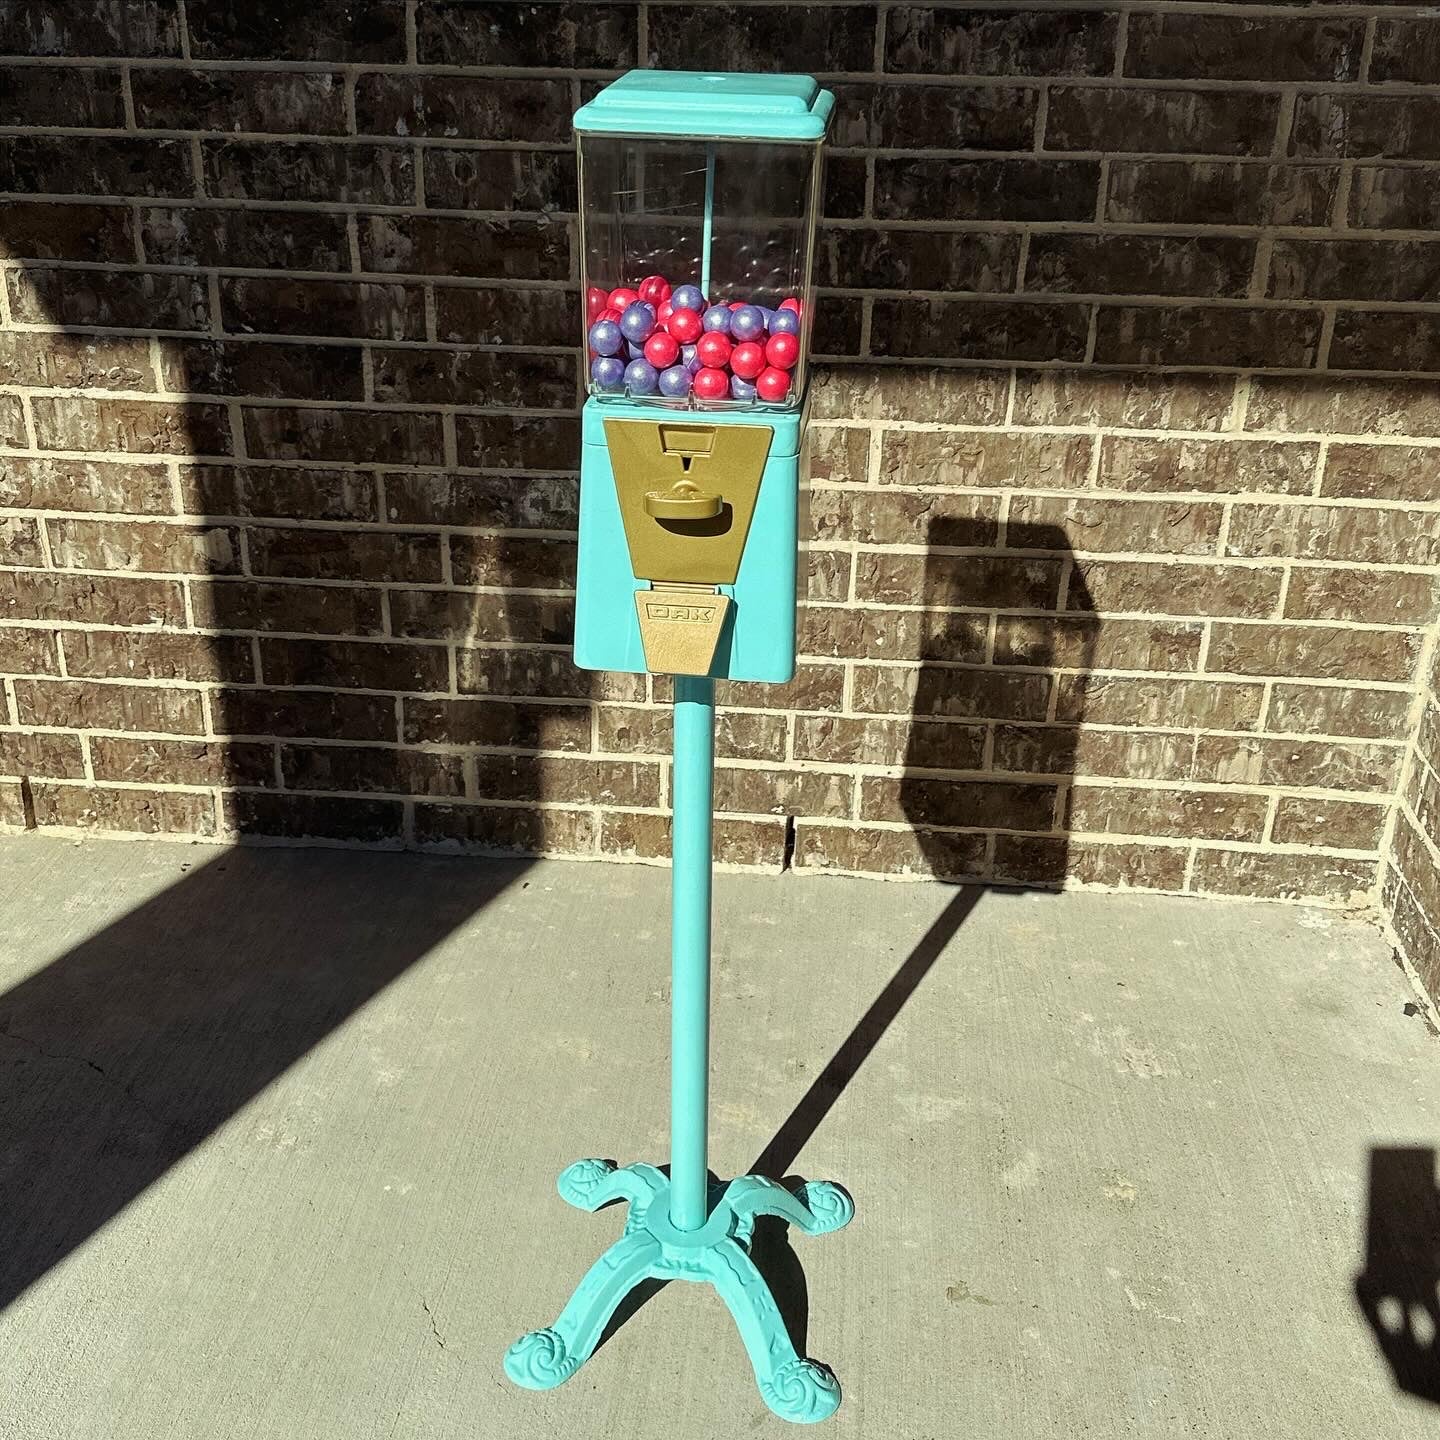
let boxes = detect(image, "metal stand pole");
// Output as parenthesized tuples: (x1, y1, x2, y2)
(669, 674, 714, 1230)
(505, 687, 854, 1423)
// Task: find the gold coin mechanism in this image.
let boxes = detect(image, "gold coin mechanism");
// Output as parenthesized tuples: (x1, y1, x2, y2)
(644, 480, 723, 520)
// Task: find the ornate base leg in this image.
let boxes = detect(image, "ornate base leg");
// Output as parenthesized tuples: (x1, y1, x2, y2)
(506, 1160, 853, 1424)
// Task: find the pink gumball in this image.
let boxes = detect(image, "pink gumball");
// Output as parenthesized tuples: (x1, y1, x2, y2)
(644, 330, 680, 368)
(765, 332, 799, 370)
(730, 341, 765, 380)
(693, 367, 729, 400)
(696, 331, 731, 368)
(756, 367, 791, 402)
(638, 275, 672, 305)
(666, 308, 702, 344)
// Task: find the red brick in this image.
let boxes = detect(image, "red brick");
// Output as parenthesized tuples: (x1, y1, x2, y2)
(1069, 784, 1266, 842)
(601, 812, 785, 868)
(1191, 848, 1374, 903)
(90, 736, 273, 788)
(243, 407, 443, 465)
(225, 792, 404, 842)
(280, 745, 464, 798)
(414, 803, 594, 855)
(794, 822, 988, 881)
(14, 679, 205, 736)
(30, 783, 217, 837)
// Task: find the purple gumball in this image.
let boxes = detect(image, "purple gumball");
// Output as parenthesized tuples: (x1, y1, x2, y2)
(588, 319, 623, 356)
(758, 307, 778, 333)
(701, 305, 733, 334)
(658, 364, 692, 398)
(624, 358, 659, 394)
(680, 343, 699, 369)
(590, 355, 625, 391)
(729, 374, 758, 401)
(730, 305, 765, 342)
(626, 340, 647, 360)
(671, 284, 706, 312)
(768, 308, 800, 336)
(620, 301, 656, 344)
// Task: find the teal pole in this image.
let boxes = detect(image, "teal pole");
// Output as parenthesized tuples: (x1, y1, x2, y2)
(669, 674, 714, 1230)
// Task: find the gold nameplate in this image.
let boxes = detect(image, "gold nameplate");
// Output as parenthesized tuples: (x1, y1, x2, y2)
(634, 583, 730, 677)
(604, 419, 772, 586)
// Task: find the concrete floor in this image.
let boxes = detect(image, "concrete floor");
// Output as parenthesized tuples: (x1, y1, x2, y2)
(0, 835, 1436, 1439)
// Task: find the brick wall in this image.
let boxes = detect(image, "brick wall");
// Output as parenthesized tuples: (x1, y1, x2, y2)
(1, 2, 1438, 991)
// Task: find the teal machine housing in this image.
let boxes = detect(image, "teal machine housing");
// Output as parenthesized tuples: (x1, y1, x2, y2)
(573, 400, 803, 681)
(506, 73, 858, 1425)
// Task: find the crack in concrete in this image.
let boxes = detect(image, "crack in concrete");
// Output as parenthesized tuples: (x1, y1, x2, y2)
(0, 1023, 166, 1128)
(421, 1297, 446, 1351)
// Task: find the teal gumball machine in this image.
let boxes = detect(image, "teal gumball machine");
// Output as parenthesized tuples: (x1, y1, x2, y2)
(505, 73, 853, 1424)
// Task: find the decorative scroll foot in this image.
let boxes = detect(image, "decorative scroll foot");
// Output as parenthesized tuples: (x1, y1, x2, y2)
(506, 1162, 854, 1423)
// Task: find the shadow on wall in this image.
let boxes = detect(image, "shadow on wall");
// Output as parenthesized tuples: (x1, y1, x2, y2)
(1356, 1146, 1440, 1405)
(902, 516, 1094, 890)
(0, 219, 598, 1306)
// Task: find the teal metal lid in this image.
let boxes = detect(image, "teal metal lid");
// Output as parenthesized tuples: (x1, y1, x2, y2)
(574, 70, 833, 142)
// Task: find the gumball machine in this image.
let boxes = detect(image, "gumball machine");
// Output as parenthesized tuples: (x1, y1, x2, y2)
(505, 73, 854, 1424)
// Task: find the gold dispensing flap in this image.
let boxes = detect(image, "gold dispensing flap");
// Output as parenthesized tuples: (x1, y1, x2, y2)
(634, 582, 730, 677)
(603, 418, 773, 586)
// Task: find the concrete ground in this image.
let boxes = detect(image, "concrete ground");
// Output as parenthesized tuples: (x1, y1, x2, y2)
(0, 835, 1437, 1439)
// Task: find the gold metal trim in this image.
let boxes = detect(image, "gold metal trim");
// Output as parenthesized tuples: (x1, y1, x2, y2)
(604, 418, 772, 585)
(634, 582, 730, 676)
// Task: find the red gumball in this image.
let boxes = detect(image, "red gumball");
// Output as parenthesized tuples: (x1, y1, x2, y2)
(586, 287, 608, 322)
(693, 367, 729, 400)
(696, 331, 732, 368)
(764, 332, 799, 370)
(756, 367, 791, 402)
(666, 307, 702, 344)
(600, 306, 622, 324)
(644, 330, 680, 368)
(638, 275, 672, 305)
(656, 300, 675, 326)
(727, 301, 745, 311)
(779, 297, 801, 314)
(730, 341, 765, 380)
(609, 286, 639, 311)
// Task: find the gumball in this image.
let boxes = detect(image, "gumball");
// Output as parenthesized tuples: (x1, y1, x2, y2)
(666, 307, 702, 344)
(768, 307, 800, 336)
(765, 332, 799, 370)
(609, 286, 639, 311)
(696, 331, 732, 369)
(626, 340, 647, 360)
(692, 366, 729, 400)
(624, 358, 659, 394)
(619, 301, 655, 344)
(638, 275, 671, 306)
(731, 305, 765, 342)
(644, 330, 680, 368)
(658, 364, 692, 398)
(587, 319, 623, 357)
(586, 287, 608, 322)
(728, 301, 745, 311)
(680, 343, 699, 369)
(671, 284, 705, 312)
(758, 307, 777, 332)
(701, 305, 732, 334)
(756, 366, 791, 402)
(730, 341, 765, 380)
(591, 355, 625, 391)
(779, 297, 801, 313)
(730, 375, 758, 401)
(656, 300, 675, 326)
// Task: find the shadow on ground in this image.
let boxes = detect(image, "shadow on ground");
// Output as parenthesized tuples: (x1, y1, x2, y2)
(1357, 1146, 1440, 1405)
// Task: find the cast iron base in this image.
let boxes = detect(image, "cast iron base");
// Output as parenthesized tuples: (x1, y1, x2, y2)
(504, 1159, 854, 1424)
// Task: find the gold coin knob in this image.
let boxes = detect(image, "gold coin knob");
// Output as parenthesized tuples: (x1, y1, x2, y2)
(644, 479, 723, 520)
